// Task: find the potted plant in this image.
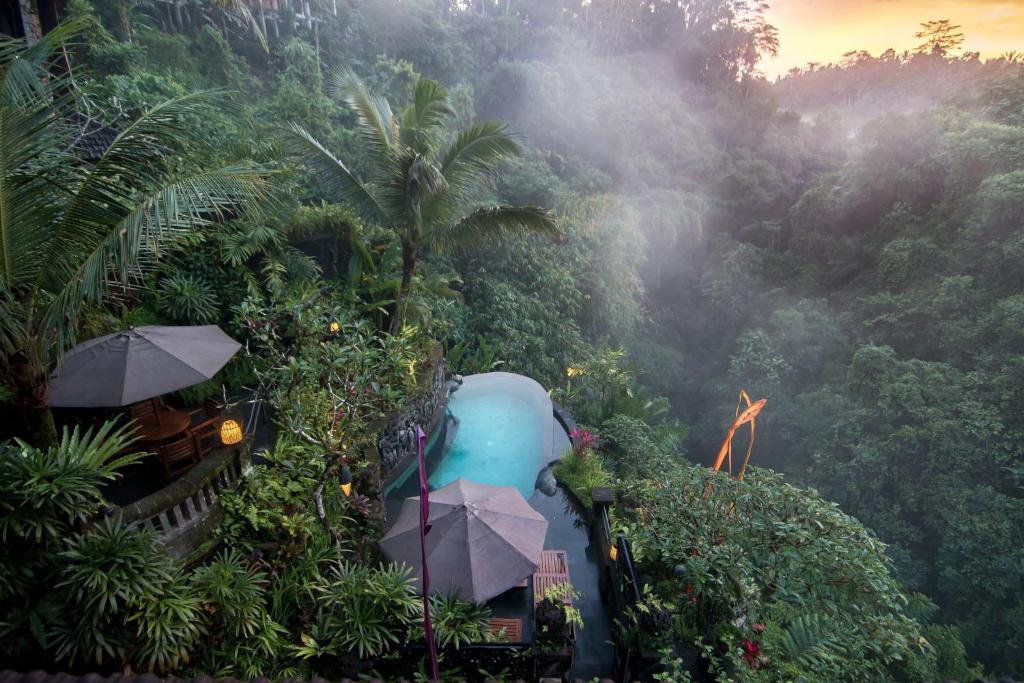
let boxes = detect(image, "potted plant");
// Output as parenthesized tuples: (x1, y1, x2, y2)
(533, 584, 581, 680)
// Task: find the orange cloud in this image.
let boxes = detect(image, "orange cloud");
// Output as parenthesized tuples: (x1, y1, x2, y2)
(761, 0, 1024, 78)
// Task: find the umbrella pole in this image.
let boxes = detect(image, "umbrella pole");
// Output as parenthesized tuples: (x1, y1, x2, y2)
(416, 425, 440, 682)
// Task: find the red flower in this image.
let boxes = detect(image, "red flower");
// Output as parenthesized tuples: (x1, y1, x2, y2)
(742, 639, 761, 667)
(569, 428, 599, 453)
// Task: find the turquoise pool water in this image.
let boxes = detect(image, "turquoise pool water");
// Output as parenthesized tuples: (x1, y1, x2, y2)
(430, 382, 545, 497)
(385, 373, 555, 507)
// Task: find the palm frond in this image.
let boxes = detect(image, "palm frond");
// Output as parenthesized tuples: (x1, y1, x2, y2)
(284, 123, 387, 224)
(329, 68, 396, 158)
(377, 148, 447, 233)
(425, 121, 522, 222)
(0, 78, 69, 292)
(440, 121, 522, 181)
(429, 205, 557, 253)
(0, 19, 84, 107)
(41, 92, 239, 290)
(41, 166, 266, 355)
(213, 0, 269, 52)
(400, 78, 455, 151)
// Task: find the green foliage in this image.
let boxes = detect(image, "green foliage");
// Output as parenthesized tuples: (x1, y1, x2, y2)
(0, 423, 202, 673)
(157, 272, 221, 324)
(552, 447, 613, 508)
(620, 466, 937, 681)
(428, 592, 494, 649)
(53, 518, 199, 668)
(600, 413, 680, 479)
(303, 561, 421, 659)
(555, 350, 673, 427)
(286, 69, 557, 333)
(0, 422, 141, 543)
(0, 28, 265, 445)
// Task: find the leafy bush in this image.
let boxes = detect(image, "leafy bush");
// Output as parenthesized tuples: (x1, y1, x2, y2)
(552, 446, 613, 507)
(0, 423, 209, 673)
(300, 561, 421, 659)
(428, 592, 494, 649)
(600, 413, 678, 479)
(618, 466, 944, 681)
(53, 518, 204, 670)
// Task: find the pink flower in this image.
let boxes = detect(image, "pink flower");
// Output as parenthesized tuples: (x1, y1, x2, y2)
(570, 428, 599, 453)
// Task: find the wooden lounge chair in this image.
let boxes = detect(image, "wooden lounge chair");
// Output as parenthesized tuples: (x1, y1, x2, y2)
(538, 549, 569, 574)
(155, 433, 202, 480)
(489, 618, 522, 643)
(532, 549, 573, 604)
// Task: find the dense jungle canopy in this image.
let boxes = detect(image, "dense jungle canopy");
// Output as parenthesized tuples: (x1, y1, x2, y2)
(1, 1, 1022, 680)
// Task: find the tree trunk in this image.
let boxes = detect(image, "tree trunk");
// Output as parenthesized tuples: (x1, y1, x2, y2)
(18, 0, 41, 44)
(389, 244, 417, 335)
(9, 352, 56, 447)
(118, 0, 132, 41)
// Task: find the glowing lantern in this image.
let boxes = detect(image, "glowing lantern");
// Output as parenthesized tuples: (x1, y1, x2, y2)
(339, 463, 353, 497)
(218, 407, 244, 446)
(220, 417, 243, 445)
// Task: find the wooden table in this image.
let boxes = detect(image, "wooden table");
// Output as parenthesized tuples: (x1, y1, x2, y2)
(134, 409, 191, 443)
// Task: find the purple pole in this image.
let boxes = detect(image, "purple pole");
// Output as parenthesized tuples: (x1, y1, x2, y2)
(417, 425, 440, 681)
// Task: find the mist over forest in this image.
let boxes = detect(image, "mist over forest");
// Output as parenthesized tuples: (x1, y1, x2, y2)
(1, 0, 1022, 680)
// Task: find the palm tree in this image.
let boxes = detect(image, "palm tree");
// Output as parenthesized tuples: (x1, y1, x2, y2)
(0, 26, 266, 445)
(287, 70, 557, 334)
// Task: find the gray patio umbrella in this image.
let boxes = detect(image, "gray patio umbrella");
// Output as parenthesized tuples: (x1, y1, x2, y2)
(49, 325, 241, 407)
(380, 478, 549, 603)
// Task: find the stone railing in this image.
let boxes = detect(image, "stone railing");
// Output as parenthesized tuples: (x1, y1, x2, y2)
(376, 344, 447, 481)
(117, 444, 250, 564)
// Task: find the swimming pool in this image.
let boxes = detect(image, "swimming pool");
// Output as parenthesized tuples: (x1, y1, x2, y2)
(385, 372, 558, 511)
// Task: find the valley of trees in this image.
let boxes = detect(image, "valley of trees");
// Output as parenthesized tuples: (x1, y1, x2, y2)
(1, 0, 1022, 679)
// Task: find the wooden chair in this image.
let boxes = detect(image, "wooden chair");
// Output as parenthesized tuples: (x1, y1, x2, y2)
(187, 398, 225, 457)
(188, 418, 220, 457)
(488, 618, 522, 643)
(155, 433, 201, 481)
(128, 398, 164, 422)
(188, 397, 223, 422)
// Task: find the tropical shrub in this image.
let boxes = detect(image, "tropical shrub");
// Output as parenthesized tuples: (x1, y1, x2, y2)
(157, 272, 221, 324)
(428, 593, 494, 649)
(617, 465, 945, 681)
(300, 561, 421, 660)
(0, 421, 208, 673)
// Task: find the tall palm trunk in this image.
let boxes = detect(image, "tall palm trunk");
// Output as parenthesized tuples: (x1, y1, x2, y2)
(389, 242, 417, 335)
(118, 0, 133, 41)
(9, 351, 56, 447)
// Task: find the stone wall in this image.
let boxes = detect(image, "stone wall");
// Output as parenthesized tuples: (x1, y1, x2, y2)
(116, 443, 250, 564)
(376, 344, 447, 481)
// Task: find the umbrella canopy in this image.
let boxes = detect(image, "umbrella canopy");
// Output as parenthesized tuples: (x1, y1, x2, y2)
(380, 478, 549, 603)
(49, 325, 241, 407)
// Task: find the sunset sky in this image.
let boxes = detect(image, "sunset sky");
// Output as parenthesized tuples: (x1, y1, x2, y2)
(761, 0, 1024, 78)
